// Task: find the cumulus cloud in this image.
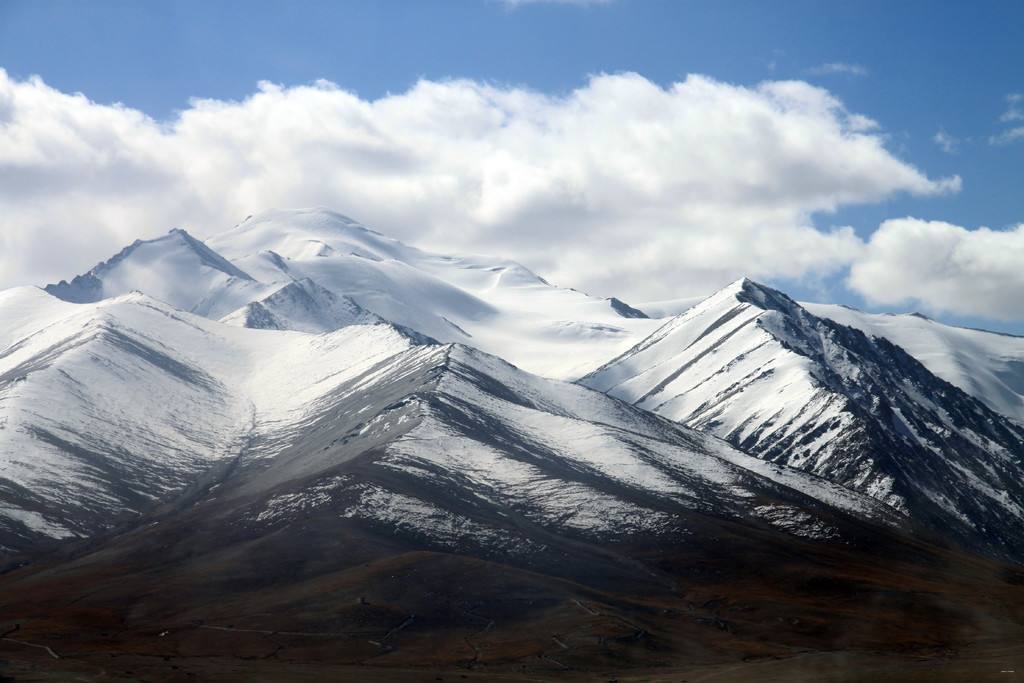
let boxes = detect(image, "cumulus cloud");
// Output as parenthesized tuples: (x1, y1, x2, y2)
(849, 218, 1024, 320)
(806, 62, 869, 77)
(0, 69, 957, 300)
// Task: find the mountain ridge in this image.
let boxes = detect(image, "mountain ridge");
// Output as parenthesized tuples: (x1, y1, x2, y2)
(582, 277, 1024, 561)
(5, 210, 1024, 677)
(0, 283, 906, 556)
(44, 208, 663, 380)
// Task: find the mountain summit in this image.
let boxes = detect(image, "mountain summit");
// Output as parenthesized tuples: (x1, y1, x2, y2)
(45, 209, 663, 379)
(45, 227, 265, 318)
(582, 277, 1024, 560)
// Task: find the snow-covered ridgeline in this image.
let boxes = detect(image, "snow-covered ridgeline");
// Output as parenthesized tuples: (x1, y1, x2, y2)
(0, 287, 429, 547)
(0, 284, 899, 553)
(44, 208, 662, 380)
(582, 278, 1024, 560)
(806, 302, 1024, 424)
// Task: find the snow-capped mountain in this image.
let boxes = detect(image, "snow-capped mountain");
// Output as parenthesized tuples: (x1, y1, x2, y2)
(807, 302, 1024, 424)
(7, 208, 1024, 676)
(220, 277, 380, 333)
(581, 278, 1024, 560)
(0, 283, 900, 555)
(634, 295, 1024, 427)
(44, 227, 271, 319)
(13, 208, 1024, 566)
(45, 208, 661, 380)
(3, 299, 1007, 676)
(0, 287, 247, 549)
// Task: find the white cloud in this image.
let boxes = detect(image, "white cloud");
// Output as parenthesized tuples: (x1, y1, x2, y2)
(990, 93, 1024, 145)
(991, 127, 1024, 145)
(806, 62, 869, 77)
(1000, 93, 1023, 122)
(933, 128, 958, 153)
(849, 218, 1024, 320)
(0, 69, 958, 301)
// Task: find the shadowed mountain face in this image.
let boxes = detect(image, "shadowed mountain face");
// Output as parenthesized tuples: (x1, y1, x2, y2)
(581, 278, 1024, 562)
(0, 285, 902, 556)
(807, 300, 1024, 424)
(219, 277, 381, 333)
(2, 300, 1023, 679)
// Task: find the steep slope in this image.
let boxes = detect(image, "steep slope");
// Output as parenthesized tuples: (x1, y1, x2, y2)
(0, 287, 427, 553)
(3, 304, 1023, 678)
(0, 285, 904, 556)
(582, 278, 1024, 560)
(807, 302, 1024, 424)
(0, 288, 249, 551)
(44, 228, 270, 319)
(220, 277, 380, 333)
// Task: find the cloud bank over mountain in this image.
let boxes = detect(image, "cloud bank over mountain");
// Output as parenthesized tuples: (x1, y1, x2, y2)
(0, 69, 958, 302)
(850, 218, 1024, 320)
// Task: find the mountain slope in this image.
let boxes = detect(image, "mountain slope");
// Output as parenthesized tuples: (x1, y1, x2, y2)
(0, 286, 433, 553)
(0, 285, 905, 556)
(207, 208, 664, 378)
(44, 228, 270, 319)
(220, 277, 380, 333)
(581, 278, 1024, 561)
(0, 287, 248, 551)
(2, 292, 1022, 678)
(807, 302, 1024, 424)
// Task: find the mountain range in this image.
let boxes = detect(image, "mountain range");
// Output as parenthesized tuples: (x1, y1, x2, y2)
(2, 208, 1023, 679)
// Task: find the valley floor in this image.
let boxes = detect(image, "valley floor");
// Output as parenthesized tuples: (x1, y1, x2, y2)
(2, 531, 1023, 682)
(3, 641, 1024, 682)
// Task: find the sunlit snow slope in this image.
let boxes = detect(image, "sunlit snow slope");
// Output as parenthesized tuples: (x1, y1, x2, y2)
(44, 228, 272, 319)
(0, 285, 901, 555)
(582, 278, 1024, 560)
(45, 208, 659, 380)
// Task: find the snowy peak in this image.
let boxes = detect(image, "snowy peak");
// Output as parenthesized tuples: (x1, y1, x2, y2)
(685, 277, 801, 320)
(163, 228, 255, 281)
(40, 208, 663, 380)
(0, 285, 903, 556)
(201, 207, 664, 378)
(48, 228, 252, 295)
(731, 277, 802, 314)
(208, 208, 410, 263)
(44, 228, 267, 319)
(220, 277, 380, 334)
(582, 278, 1024, 560)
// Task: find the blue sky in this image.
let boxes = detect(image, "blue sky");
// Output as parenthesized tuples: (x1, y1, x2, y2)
(1, 0, 1022, 331)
